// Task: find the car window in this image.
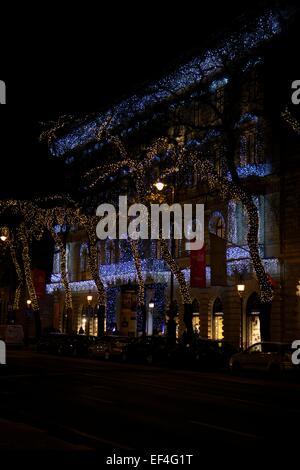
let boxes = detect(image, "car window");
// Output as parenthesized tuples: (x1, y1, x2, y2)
(247, 343, 262, 353)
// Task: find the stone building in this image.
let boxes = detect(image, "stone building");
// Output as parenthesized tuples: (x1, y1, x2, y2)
(46, 8, 300, 347)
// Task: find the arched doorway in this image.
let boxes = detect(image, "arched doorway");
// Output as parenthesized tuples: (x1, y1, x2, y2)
(246, 292, 261, 346)
(192, 298, 200, 334)
(213, 297, 224, 340)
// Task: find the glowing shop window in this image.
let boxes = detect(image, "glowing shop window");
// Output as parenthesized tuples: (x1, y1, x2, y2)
(214, 314, 224, 340)
(192, 315, 201, 334)
(247, 311, 261, 346)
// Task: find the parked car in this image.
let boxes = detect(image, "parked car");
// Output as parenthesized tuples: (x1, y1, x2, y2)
(36, 333, 67, 354)
(63, 335, 97, 357)
(0, 325, 24, 347)
(88, 336, 132, 360)
(122, 335, 172, 365)
(229, 342, 295, 374)
(170, 338, 237, 369)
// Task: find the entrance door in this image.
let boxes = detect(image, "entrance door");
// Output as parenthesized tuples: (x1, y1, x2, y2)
(119, 287, 137, 337)
(246, 293, 261, 347)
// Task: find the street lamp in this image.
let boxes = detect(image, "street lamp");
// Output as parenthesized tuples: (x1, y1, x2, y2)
(153, 180, 165, 191)
(237, 283, 245, 350)
(86, 294, 93, 336)
(0, 226, 9, 242)
(26, 299, 32, 307)
(147, 298, 154, 335)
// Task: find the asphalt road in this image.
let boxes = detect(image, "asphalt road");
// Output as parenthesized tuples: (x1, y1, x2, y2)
(1, 351, 299, 467)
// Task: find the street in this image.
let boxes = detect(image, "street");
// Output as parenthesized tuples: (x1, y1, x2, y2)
(1, 351, 300, 466)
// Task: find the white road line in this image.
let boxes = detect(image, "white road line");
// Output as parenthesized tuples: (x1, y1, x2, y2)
(59, 425, 134, 451)
(80, 394, 113, 404)
(189, 420, 262, 439)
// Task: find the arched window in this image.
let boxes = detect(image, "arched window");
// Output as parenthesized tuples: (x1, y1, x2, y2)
(80, 243, 89, 273)
(66, 244, 71, 273)
(213, 297, 224, 340)
(192, 298, 200, 334)
(106, 239, 116, 264)
(246, 292, 261, 346)
(53, 246, 60, 274)
(209, 211, 226, 239)
(97, 240, 104, 266)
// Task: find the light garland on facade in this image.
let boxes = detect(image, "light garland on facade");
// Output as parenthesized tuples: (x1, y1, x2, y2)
(282, 108, 300, 135)
(161, 145, 274, 303)
(51, 230, 73, 310)
(47, 11, 282, 156)
(85, 222, 107, 307)
(9, 242, 23, 310)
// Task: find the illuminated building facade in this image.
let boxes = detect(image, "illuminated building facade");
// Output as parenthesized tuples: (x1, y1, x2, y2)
(46, 9, 300, 346)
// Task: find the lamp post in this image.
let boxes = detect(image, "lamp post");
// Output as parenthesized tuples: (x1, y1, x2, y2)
(147, 298, 154, 335)
(153, 179, 175, 308)
(237, 283, 245, 350)
(86, 294, 93, 336)
(24, 299, 32, 346)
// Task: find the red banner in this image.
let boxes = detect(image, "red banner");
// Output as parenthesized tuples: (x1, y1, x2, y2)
(31, 268, 46, 299)
(190, 246, 206, 288)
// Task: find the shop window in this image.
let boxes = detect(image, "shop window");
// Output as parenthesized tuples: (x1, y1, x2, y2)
(192, 298, 200, 334)
(213, 297, 224, 340)
(246, 292, 261, 347)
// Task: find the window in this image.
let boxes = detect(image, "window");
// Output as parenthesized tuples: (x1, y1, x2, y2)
(240, 129, 258, 165)
(236, 202, 248, 245)
(53, 246, 60, 274)
(209, 211, 226, 239)
(213, 297, 224, 340)
(106, 240, 116, 264)
(247, 343, 262, 354)
(97, 241, 103, 265)
(174, 239, 183, 258)
(210, 143, 223, 176)
(80, 243, 89, 272)
(215, 87, 225, 113)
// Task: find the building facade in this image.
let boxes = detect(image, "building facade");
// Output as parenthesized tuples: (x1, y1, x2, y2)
(46, 9, 300, 347)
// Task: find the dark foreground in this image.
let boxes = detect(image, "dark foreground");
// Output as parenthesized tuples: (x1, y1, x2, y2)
(1, 351, 299, 467)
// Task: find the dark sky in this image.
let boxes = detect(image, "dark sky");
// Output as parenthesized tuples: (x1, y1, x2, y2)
(0, 1, 297, 199)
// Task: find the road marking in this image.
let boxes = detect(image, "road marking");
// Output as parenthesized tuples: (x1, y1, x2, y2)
(189, 420, 262, 439)
(58, 425, 134, 451)
(80, 394, 113, 404)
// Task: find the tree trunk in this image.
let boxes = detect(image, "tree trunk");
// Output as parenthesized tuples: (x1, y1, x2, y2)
(51, 231, 73, 333)
(19, 224, 40, 339)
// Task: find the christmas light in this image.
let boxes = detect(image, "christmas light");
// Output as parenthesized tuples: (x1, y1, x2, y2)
(282, 108, 300, 135)
(47, 11, 282, 156)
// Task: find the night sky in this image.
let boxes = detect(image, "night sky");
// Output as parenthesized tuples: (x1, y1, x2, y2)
(0, 1, 297, 199)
